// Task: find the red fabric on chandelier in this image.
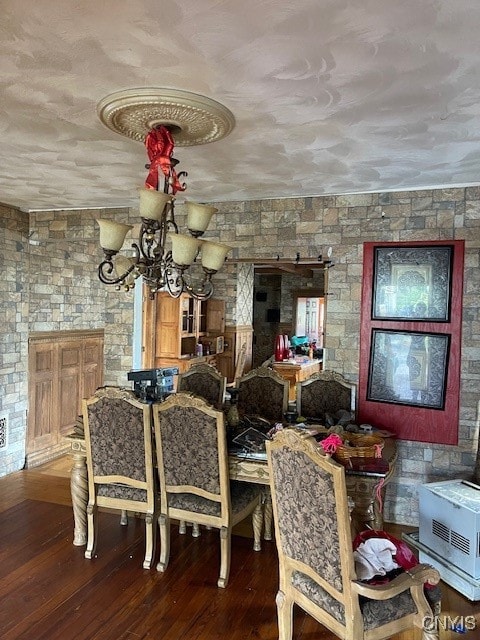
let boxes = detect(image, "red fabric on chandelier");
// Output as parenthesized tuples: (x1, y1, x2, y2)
(144, 126, 186, 194)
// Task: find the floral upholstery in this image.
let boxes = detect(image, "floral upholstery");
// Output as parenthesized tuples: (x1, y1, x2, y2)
(157, 402, 221, 493)
(178, 363, 226, 409)
(87, 396, 150, 501)
(266, 429, 441, 639)
(298, 371, 355, 422)
(270, 447, 343, 592)
(237, 367, 289, 422)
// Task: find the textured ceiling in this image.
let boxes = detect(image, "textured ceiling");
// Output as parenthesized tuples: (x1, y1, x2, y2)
(2, 0, 480, 212)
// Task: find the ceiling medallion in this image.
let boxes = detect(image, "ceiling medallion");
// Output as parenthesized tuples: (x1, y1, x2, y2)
(96, 87, 235, 146)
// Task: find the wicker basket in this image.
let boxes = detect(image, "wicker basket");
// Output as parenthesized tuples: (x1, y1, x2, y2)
(334, 433, 384, 463)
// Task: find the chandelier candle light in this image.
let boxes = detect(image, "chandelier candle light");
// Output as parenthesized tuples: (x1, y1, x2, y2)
(95, 89, 235, 299)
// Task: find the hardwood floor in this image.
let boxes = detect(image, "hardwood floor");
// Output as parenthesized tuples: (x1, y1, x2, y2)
(1, 457, 479, 639)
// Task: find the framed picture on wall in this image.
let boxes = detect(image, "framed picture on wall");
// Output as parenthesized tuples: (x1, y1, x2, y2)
(372, 245, 453, 321)
(367, 329, 450, 410)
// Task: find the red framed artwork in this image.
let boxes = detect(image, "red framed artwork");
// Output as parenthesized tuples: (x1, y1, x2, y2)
(357, 240, 464, 445)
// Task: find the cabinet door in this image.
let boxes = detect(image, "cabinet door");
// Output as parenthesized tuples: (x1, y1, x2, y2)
(155, 293, 181, 359)
(206, 299, 226, 334)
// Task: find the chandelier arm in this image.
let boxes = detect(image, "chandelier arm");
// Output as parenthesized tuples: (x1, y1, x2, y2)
(137, 222, 159, 262)
(98, 260, 130, 286)
(165, 269, 185, 298)
(182, 270, 214, 300)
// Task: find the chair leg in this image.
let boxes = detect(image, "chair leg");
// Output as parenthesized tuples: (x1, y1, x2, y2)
(179, 520, 186, 534)
(252, 503, 263, 551)
(84, 502, 98, 560)
(157, 513, 170, 572)
(120, 509, 128, 525)
(276, 590, 294, 640)
(192, 523, 201, 537)
(143, 512, 157, 569)
(217, 526, 232, 588)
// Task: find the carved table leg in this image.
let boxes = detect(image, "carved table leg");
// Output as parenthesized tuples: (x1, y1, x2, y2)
(252, 503, 262, 551)
(372, 478, 386, 531)
(263, 489, 273, 541)
(70, 450, 88, 546)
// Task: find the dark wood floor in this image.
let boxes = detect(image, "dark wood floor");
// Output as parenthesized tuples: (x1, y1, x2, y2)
(1, 458, 479, 640)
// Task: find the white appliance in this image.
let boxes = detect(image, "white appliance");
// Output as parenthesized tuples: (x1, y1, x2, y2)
(419, 479, 480, 579)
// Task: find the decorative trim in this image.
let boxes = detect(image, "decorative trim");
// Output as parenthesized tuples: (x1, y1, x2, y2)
(29, 329, 105, 344)
(97, 88, 235, 146)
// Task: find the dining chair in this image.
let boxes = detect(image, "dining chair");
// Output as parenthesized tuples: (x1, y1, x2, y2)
(266, 429, 441, 640)
(152, 392, 263, 588)
(82, 386, 157, 569)
(296, 370, 356, 424)
(237, 366, 289, 423)
(177, 362, 226, 409)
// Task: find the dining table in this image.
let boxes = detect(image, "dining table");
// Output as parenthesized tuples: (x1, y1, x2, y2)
(65, 417, 397, 548)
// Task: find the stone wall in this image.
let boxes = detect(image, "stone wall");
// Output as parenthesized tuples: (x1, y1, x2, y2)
(1, 188, 479, 528)
(0, 205, 29, 475)
(210, 188, 479, 524)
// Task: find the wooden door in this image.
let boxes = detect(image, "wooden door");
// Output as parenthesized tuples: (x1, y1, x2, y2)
(27, 330, 104, 466)
(83, 339, 104, 402)
(28, 341, 57, 454)
(58, 341, 82, 436)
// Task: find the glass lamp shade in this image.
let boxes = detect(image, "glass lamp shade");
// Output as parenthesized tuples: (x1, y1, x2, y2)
(97, 219, 133, 252)
(138, 187, 173, 221)
(114, 255, 136, 286)
(169, 233, 201, 266)
(201, 240, 232, 272)
(186, 201, 218, 234)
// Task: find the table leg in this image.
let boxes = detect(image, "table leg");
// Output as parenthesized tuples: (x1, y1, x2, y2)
(372, 478, 386, 531)
(70, 451, 88, 546)
(252, 503, 262, 551)
(263, 489, 273, 541)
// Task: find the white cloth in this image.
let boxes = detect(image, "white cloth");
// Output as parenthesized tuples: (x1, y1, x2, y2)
(353, 538, 400, 581)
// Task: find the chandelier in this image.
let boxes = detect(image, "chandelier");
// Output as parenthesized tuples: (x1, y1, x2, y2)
(95, 88, 235, 300)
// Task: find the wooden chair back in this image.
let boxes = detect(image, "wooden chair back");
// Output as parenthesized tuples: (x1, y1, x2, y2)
(177, 362, 226, 409)
(237, 366, 289, 423)
(296, 370, 356, 423)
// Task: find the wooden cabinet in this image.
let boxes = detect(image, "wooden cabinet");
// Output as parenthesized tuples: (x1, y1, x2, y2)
(142, 290, 225, 372)
(216, 324, 253, 382)
(27, 330, 104, 467)
(272, 359, 322, 401)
